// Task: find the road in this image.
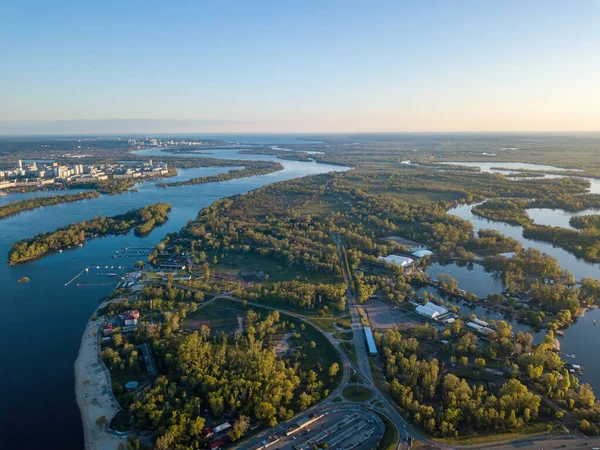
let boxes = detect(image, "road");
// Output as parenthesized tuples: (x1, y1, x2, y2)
(171, 279, 600, 450)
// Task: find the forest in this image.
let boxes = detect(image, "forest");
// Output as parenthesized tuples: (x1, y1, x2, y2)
(376, 322, 600, 438)
(101, 288, 341, 449)
(0, 191, 99, 220)
(8, 203, 170, 264)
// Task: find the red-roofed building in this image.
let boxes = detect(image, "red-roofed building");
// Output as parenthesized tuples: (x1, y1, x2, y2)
(103, 324, 113, 336)
(124, 311, 139, 327)
(210, 436, 230, 450)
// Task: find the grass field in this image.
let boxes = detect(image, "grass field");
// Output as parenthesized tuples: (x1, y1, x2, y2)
(216, 251, 341, 284)
(183, 303, 240, 335)
(343, 385, 372, 401)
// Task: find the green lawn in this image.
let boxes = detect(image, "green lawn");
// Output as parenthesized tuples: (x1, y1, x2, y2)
(343, 385, 372, 401)
(333, 331, 353, 340)
(340, 342, 358, 365)
(216, 252, 341, 284)
(183, 303, 240, 335)
(307, 317, 336, 332)
(335, 314, 352, 329)
(376, 413, 399, 450)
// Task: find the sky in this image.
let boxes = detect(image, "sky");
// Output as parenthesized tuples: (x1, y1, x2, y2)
(1, 0, 599, 134)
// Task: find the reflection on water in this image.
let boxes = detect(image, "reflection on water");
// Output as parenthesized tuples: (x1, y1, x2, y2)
(0, 149, 347, 449)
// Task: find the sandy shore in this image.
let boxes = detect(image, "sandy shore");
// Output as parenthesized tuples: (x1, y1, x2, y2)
(74, 300, 126, 450)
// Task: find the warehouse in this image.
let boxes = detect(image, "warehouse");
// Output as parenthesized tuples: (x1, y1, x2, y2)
(364, 327, 378, 355)
(415, 302, 449, 320)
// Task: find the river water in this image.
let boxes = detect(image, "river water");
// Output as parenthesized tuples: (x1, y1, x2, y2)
(0, 146, 347, 450)
(440, 161, 600, 393)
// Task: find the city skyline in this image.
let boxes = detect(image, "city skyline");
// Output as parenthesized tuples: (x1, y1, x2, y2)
(2, 0, 599, 134)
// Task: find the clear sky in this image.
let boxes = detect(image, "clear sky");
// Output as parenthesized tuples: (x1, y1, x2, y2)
(1, 0, 599, 134)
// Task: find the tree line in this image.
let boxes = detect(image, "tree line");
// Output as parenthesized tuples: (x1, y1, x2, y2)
(8, 203, 170, 264)
(0, 191, 100, 221)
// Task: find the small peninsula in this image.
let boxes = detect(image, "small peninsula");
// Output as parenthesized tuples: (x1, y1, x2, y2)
(8, 203, 171, 265)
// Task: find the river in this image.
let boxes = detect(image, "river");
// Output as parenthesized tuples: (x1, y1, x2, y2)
(441, 161, 600, 393)
(0, 144, 347, 450)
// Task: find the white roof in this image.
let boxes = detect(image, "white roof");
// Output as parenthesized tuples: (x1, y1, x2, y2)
(472, 318, 489, 327)
(467, 321, 483, 330)
(499, 252, 516, 259)
(412, 249, 433, 258)
(415, 305, 440, 319)
(378, 255, 414, 267)
(422, 302, 448, 315)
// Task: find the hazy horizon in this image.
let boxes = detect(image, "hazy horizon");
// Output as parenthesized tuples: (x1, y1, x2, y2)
(2, 1, 599, 134)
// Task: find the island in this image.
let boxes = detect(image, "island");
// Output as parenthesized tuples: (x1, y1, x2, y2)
(0, 191, 100, 221)
(8, 203, 171, 265)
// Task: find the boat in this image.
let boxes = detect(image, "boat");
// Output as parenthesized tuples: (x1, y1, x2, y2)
(57, 249, 63, 254)
(555, 330, 564, 337)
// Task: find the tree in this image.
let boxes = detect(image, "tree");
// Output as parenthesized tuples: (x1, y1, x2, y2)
(228, 416, 250, 441)
(328, 362, 340, 378)
(254, 402, 277, 421)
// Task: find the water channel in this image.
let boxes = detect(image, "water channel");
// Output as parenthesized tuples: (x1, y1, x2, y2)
(0, 142, 346, 450)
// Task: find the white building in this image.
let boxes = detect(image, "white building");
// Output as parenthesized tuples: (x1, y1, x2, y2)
(422, 302, 448, 315)
(416, 304, 440, 319)
(415, 302, 449, 320)
(378, 255, 414, 267)
(412, 249, 433, 258)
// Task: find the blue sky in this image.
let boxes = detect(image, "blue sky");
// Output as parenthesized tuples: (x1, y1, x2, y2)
(1, 0, 599, 133)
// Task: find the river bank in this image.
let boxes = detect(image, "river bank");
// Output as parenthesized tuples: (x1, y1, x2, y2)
(74, 298, 123, 450)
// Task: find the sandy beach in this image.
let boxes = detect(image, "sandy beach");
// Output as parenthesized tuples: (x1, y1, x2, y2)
(74, 300, 126, 450)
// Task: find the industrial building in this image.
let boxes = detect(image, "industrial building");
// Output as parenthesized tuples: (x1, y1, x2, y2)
(415, 302, 448, 320)
(364, 327, 378, 355)
(466, 321, 495, 335)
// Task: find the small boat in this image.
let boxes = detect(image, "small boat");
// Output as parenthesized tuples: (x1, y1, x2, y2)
(57, 249, 63, 254)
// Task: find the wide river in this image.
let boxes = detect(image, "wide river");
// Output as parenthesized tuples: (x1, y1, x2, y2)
(0, 144, 347, 450)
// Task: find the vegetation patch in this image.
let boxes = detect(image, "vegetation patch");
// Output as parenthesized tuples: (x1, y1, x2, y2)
(376, 412, 398, 450)
(343, 385, 372, 402)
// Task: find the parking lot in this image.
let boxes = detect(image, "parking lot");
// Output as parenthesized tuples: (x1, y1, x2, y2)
(363, 299, 425, 330)
(271, 409, 384, 450)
